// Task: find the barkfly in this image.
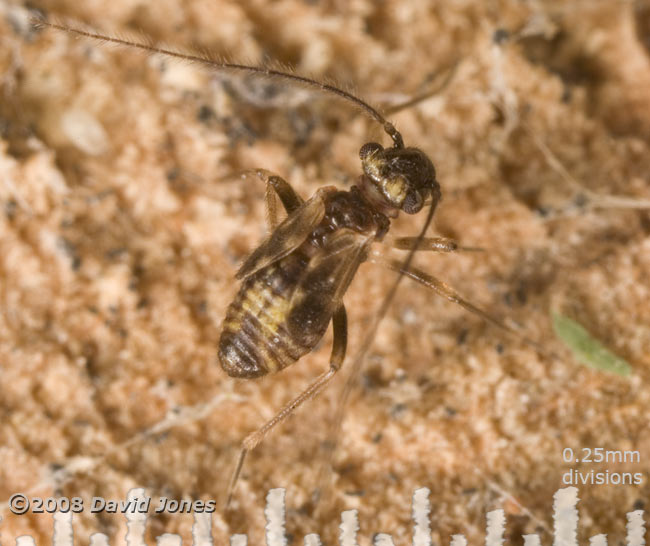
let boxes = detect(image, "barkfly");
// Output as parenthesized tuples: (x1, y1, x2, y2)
(38, 18, 548, 508)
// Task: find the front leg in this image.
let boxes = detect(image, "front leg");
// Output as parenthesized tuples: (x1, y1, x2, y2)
(253, 169, 304, 230)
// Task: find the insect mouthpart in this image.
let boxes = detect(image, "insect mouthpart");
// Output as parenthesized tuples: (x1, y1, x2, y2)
(359, 142, 439, 215)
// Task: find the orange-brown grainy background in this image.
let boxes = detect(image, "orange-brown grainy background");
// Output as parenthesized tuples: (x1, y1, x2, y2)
(1, 0, 649, 543)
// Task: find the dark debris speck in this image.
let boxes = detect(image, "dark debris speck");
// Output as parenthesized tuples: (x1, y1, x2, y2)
(493, 28, 510, 44)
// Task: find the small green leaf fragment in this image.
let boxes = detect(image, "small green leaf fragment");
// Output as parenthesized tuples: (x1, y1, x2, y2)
(551, 312, 632, 377)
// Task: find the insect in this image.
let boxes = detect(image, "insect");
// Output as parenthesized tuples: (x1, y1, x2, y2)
(35, 18, 554, 510)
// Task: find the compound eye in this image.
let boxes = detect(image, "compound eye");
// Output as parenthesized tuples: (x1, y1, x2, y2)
(359, 142, 383, 160)
(402, 190, 424, 214)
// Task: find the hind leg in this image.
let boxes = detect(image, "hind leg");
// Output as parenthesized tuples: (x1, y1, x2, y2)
(369, 255, 553, 358)
(226, 305, 348, 508)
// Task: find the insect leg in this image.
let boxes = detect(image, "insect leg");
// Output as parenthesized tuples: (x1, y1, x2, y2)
(226, 305, 348, 507)
(254, 169, 304, 229)
(386, 236, 484, 253)
(368, 255, 553, 357)
(390, 236, 458, 251)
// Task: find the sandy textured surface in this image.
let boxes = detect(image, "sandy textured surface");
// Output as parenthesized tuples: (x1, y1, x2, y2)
(1, 0, 649, 543)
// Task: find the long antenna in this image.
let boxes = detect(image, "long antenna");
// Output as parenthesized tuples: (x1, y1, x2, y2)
(34, 18, 404, 149)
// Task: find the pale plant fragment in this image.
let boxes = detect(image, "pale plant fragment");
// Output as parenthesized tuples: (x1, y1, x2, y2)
(551, 312, 632, 377)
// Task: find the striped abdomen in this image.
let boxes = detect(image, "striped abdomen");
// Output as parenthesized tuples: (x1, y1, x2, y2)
(218, 250, 333, 378)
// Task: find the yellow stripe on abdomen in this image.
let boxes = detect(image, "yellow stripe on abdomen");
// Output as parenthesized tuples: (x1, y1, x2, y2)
(218, 271, 308, 378)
